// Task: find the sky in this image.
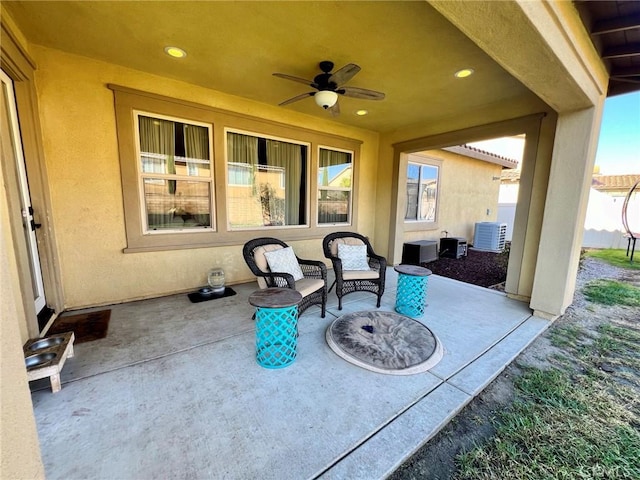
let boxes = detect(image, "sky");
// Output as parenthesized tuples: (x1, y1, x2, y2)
(594, 91, 640, 175)
(466, 91, 640, 175)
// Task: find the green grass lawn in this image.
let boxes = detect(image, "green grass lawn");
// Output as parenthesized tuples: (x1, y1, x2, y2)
(585, 248, 640, 270)
(456, 320, 640, 479)
(584, 279, 640, 306)
(454, 266, 640, 479)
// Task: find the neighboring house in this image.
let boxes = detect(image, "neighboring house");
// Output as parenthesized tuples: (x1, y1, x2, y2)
(401, 144, 518, 246)
(592, 174, 640, 199)
(1, 1, 634, 475)
(499, 172, 640, 247)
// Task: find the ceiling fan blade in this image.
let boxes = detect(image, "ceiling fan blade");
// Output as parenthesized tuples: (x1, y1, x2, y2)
(279, 92, 315, 106)
(338, 86, 385, 100)
(329, 100, 340, 117)
(329, 63, 361, 86)
(273, 73, 318, 89)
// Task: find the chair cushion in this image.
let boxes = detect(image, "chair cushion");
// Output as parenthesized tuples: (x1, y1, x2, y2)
(295, 277, 325, 297)
(254, 244, 284, 289)
(342, 269, 380, 280)
(330, 236, 364, 256)
(338, 243, 370, 271)
(264, 246, 304, 281)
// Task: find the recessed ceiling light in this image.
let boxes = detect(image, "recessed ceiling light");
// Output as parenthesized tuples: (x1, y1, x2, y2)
(355, 109, 368, 116)
(454, 68, 474, 78)
(164, 46, 187, 58)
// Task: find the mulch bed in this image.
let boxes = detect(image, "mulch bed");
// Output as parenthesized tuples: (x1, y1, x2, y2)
(421, 248, 508, 288)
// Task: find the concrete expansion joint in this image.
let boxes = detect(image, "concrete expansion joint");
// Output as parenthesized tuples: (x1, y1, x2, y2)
(311, 380, 446, 479)
(439, 313, 534, 386)
(52, 330, 255, 389)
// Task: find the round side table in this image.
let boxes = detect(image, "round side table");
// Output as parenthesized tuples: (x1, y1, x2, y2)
(394, 265, 432, 318)
(249, 288, 303, 369)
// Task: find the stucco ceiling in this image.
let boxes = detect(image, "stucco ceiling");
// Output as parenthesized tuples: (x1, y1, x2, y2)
(4, 1, 546, 132)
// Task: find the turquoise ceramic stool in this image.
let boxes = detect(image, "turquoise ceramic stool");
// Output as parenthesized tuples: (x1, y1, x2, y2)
(394, 265, 432, 318)
(249, 288, 302, 369)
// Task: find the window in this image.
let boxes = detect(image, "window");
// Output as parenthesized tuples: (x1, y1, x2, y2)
(226, 131, 308, 229)
(135, 112, 214, 233)
(318, 147, 353, 224)
(405, 162, 439, 222)
(112, 85, 361, 252)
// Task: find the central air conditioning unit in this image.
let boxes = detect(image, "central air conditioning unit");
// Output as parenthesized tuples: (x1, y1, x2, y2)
(473, 222, 507, 252)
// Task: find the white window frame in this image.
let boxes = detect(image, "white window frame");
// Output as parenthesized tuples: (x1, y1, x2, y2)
(224, 128, 310, 232)
(317, 145, 354, 226)
(404, 160, 440, 224)
(112, 85, 362, 252)
(133, 110, 215, 235)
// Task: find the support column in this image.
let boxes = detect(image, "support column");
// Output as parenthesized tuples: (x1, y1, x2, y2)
(530, 103, 604, 318)
(504, 113, 556, 300)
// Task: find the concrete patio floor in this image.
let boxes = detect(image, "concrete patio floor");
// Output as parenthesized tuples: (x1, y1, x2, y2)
(30, 269, 550, 479)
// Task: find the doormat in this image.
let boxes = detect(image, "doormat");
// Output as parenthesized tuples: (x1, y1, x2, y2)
(188, 287, 237, 303)
(46, 309, 111, 344)
(326, 310, 443, 375)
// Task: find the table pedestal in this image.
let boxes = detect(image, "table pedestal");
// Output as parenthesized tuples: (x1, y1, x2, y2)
(249, 288, 302, 369)
(394, 265, 432, 318)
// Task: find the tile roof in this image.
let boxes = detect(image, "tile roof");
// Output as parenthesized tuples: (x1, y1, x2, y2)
(501, 172, 640, 189)
(443, 144, 519, 169)
(592, 174, 640, 191)
(500, 169, 522, 182)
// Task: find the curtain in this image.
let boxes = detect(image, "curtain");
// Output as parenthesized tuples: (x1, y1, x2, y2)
(228, 132, 258, 166)
(320, 149, 350, 168)
(139, 116, 177, 228)
(139, 116, 175, 174)
(184, 124, 209, 169)
(227, 133, 261, 226)
(266, 139, 302, 225)
(183, 125, 211, 226)
(228, 132, 258, 184)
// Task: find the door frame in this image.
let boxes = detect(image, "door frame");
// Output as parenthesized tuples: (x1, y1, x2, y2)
(1, 22, 63, 336)
(2, 69, 46, 313)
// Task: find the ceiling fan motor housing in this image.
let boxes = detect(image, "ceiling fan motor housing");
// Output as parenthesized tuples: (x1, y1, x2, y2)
(314, 73, 338, 92)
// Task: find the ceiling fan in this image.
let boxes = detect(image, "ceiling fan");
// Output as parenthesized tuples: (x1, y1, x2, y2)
(273, 61, 385, 116)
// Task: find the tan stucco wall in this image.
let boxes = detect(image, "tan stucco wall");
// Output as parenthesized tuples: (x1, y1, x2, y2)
(531, 105, 605, 316)
(375, 95, 550, 263)
(401, 150, 503, 245)
(30, 45, 379, 309)
(1, 156, 45, 479)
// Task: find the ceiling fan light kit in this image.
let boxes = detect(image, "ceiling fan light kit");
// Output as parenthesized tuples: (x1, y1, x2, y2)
(274, 60, 385, 116)
(314, 90, 338, 109)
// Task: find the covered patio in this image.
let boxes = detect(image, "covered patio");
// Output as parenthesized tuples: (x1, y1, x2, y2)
(2, 1, 626, 476)
(32, 271, 547, 479)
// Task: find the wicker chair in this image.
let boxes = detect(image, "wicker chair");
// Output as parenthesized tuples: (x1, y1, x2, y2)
(243, 237, 327, 318)
(322, 232, 387, 310)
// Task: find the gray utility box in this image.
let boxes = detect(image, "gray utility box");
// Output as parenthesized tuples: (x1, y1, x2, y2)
(402, 240, 438, 265)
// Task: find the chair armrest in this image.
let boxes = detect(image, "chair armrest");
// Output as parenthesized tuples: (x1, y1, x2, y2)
(259, 272, 296, 289)
(368, 254, 387, 271)
(297, 258, 327, 280)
